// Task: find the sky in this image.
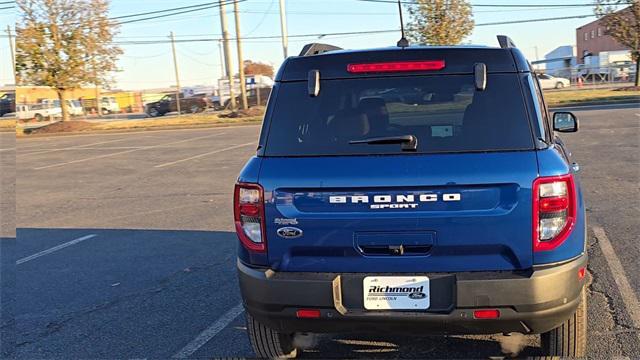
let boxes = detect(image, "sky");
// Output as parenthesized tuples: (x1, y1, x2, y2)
(0, 0, 630, 89)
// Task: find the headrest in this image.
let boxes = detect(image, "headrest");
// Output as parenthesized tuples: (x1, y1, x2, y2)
(358, 97, 386, 110)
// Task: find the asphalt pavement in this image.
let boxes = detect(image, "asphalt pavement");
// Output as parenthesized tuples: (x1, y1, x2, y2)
(8, 103, 640, 358)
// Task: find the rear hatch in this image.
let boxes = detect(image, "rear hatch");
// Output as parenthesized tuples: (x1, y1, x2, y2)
(259, 54, 537, 273)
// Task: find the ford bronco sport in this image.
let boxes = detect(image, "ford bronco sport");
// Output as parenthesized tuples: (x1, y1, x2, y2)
(234, 36, 586, 358)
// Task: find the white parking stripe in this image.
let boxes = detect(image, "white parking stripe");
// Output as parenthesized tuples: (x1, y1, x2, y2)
(33, 132, 226, 170)
(172, 303, 244, 358)
(16, 234, 97, 265)
(593, 226, 640, 340)
(154, 142, 255, 168)
(19, 137, 133, 156)
(22, 146, 145, 151)
(17, 123, 259, 141)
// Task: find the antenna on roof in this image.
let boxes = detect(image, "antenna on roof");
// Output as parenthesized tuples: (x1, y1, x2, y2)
(396, 0, 409, 48)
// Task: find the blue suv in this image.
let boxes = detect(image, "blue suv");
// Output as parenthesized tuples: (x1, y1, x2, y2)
(234, 36, 587, 358)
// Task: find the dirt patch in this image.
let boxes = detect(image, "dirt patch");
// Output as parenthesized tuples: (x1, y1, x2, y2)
(26, 120, 95, 134)
(218, 106, 265, 118)
(0, 119, 16, 132)
(614, 86, 640, 91)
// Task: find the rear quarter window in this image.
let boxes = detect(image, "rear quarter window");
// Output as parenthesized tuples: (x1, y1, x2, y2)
(264, 74, 534, 156)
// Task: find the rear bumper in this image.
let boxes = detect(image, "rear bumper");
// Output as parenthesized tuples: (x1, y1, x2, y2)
(238, 254, 587, 335)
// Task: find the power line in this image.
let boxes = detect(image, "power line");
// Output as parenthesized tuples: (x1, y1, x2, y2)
(480, 13, 596, 26)
(176, 47, 220, 66)
(245, 0, 275, 36)
(356, 0, 633, 7)
(112, 13, 598, 46)
(116, 0, 246, 25)
(111, 2, 219, 20)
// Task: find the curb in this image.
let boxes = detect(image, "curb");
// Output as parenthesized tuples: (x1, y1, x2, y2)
(549, 99, 640, 108)
(16, 120, 263, 138)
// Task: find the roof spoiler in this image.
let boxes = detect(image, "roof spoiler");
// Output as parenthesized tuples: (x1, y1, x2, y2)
(299, 43, 343, 56)
(497, 35, 517, 49)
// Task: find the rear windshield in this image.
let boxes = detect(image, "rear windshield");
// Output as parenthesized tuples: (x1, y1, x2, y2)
(263, 74, 534, 156)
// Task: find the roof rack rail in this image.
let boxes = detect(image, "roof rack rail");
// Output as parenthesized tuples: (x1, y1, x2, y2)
(299, 43, 343, 56)
(497, 35, 517, 49)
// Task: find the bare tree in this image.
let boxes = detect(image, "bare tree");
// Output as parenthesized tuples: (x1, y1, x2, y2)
(596, 1, 640, 87)
(406, 0, 474, 46)
(16, 0, 122, 120)
(243, 60, 274, 78)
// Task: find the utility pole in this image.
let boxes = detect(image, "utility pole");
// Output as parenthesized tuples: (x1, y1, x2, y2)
(219, 1, 237, 111)
(170, 31, 182, 116)
(278, 0, 288, 59)
(92, 60, 101, 116)
(5, 26, 15, 81)
(233, 1, 248, 110)
(218, 40, 225, 82)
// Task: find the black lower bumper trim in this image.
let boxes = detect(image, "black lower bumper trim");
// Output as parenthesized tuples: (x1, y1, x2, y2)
(238, 255, 587, 335)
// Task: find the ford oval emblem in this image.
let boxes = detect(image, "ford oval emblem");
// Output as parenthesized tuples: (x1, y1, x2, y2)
(277, 227, 303, 239)
(408, 292, 426, 300)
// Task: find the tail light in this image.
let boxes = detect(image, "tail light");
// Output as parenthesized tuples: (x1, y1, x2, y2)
(532, 174, 577, 252)
(347, 60, 445, 73)
(473, 309, 500, 319)
(296, 309, 321, 319)
(234, 183, 266, 252)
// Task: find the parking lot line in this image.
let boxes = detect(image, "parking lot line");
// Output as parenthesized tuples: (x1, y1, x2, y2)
(17, 123, 260, 141)
(154, 142, 256, 168)
(19, 137, 138, 156)
(593, 226, 640, 340)
(16, 234, 97, 265)
(172, 303, 244, 359)
(22, 146, 145, 151)
(33, 132, 227, 170)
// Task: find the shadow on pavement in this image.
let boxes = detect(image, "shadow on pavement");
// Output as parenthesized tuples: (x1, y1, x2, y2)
(1, 237, 16, 359)
(14, 228, 546, 358)
(299, 332, 543, 358)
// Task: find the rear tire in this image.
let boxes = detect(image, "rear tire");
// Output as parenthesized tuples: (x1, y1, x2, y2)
(246, 312, 299, 359)
(147, 107, 160, 117)
(541, 287, 587, 357)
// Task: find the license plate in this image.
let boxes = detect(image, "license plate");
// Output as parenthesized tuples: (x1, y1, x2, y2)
(363, 276, 430, 310)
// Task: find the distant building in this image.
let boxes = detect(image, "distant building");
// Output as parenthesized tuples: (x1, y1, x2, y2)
(576, 10, 630, 64)
(543, 46, 577, 78)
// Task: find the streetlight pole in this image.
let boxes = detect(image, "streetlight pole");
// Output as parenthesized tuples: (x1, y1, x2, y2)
(278, 0, 288, 59)
(5, 26, 15, 81)
(170, 31, 182, 116)
(219, 1, 237, 111)
(233, 1, 248, 110)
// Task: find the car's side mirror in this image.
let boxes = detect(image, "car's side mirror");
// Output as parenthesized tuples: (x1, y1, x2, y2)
(553, 112, 578, 132)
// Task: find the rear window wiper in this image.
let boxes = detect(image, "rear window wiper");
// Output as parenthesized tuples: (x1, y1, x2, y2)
(349, 135, 418, 151)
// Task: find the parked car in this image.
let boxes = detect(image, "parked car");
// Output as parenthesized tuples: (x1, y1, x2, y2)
(216, 87, 272, 110)
(0, 92, 15, 117)
(80, 96, 120, 115)
(144, 93, 210, 117)
(41, 99, 85, 117)
(610, 60, 637, 81)
(234, 36, 587, 358)
(16, 103, 62, 121)
(538, 74, 571, 89)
